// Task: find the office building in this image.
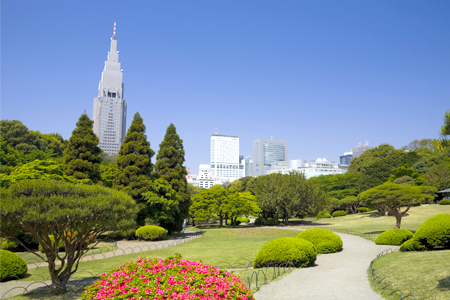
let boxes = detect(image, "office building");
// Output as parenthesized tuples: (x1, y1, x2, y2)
(244, 157, 253, 177)
(267, 158, 347, 179)
(197, 164, 215, 189)
(352, 141, 373, 158)
(253, 138, 288, 176)
(340, 151, 353, 166)
(210, 133, 240, 182)
(93, 22, 127, 155)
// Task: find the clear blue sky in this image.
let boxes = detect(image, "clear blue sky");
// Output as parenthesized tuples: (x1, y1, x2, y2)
(2, 1, 449, 173)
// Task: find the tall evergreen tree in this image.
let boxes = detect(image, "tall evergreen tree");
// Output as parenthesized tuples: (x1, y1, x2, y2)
(154, 123, 191, 233)
(114, 112, 154, 226)
(63, 114, 101, 183)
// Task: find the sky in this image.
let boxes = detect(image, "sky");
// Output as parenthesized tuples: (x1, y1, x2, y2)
(2, 1, 449, 173)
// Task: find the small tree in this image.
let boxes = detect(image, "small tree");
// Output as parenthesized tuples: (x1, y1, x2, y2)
(63, 114, 101, 183)
(0, 180, 138, 294)
(359, 182, 437, 228)
(190, 185, 226, 226)
(222, 190, 261, 225)
(339, 196, 360, 214)
(154, 124, 191, 233)
(114, 112, 154, 226)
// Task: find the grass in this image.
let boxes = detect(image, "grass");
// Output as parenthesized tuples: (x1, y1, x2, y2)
(369, 249, 450, 300)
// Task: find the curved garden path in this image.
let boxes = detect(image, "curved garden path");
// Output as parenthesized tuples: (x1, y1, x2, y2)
(254, 232, 398, 300)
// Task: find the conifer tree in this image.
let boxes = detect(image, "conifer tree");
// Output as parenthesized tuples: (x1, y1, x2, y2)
(154, 123, 191, 233)
(114, 112, 154, 226)
(63, 114, 101, 183)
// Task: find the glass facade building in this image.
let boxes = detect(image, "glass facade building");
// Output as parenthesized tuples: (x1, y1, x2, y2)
(252, 139, 288, 176)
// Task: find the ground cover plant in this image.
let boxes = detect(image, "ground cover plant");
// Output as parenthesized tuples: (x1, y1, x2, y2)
(374, 229, 413, 246)
(296, 229, 343, 253)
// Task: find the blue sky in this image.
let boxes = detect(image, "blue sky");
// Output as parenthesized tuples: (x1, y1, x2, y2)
(2, 1, 449, 173)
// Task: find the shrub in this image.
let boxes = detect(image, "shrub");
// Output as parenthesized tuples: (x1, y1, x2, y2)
(238, 217, 250, 223)
(440, 200, 450, 205)
(332, 210, 347, 217)
(82, 254, 254, 300)
(400, 239, 425, 252)
(254, 237, 317, 268)
(375, 229, 414, 246)
(135, 225, 167, 241)
(316, 211, 331, 219)
(1, 240, 18, 251)
(38, 235, 64, 252)
(296, 229, 343, 253)
(227, 220, 241, 225)
(358, 207, 370, 212)
(414, 214, 450, 249)
(254, 217, 280, 226)
(0, 249, 28, 281)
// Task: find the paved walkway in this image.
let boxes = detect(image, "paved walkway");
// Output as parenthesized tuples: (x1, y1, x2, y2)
(254, 232, 398, 300)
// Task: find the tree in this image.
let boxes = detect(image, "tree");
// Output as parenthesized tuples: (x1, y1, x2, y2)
(0, 180, 138, 294)
(423, 162, 450, 190)
(222, 190, 260, 225)
(308, 172, 361, 199)
(359, 182, 437, 228)
(100, 164, 118, 188)
(0, 136, 23, 174)
(227, 176, 256, 192)
(339, 196, 360, 214)
(114, 112, 154, 226)
(62, 114, 101, 183)
(189, 185, 226, 225)
(154, 123, 191, 233)
(441, 109, 450, 137)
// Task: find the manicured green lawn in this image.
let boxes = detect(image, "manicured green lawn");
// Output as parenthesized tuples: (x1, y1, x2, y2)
(370, 249, 450, 300)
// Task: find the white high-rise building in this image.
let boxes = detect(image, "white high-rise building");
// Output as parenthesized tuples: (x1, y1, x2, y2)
(197, 164, 215, 189)
(210, 133, 240, 182)
(93, 22, 127, 155)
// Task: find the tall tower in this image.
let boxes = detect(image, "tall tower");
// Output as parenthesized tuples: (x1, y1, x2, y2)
(210, 133, 240, 182)
(252, 138, 288, 176)
(93, 21, 127, 155)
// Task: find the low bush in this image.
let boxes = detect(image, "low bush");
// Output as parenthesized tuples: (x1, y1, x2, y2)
(400, 239, 425, 252)
(38, 235, 64, 252)
(316, 211, 331, 219)
(0, 249, 28, 281)
(82, 254, 254, 299)
(135, 225, 167, 241)
(296, 229, 343, 253)
(254, 237, 317, 268)
(375, 229, 414, 246)
(254, 217, 280, 226)
(413, 214, 450, 249)
(227, 220, 241, 225)
(1, 240, 18, 251)
(332, 210, 347, 217)
(107, 228, 136, 240)
(238, 217, 250, 223)
(440, 200, 450, 205)
(358, 207, 370, 212)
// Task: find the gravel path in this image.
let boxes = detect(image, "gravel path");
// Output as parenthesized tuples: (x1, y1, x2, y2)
(254, 232, 398, 300)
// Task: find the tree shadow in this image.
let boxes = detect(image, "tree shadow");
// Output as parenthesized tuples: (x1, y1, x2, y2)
(437, 276, 450, 291)
(287, 220, 332, 226)
(364, 231, 384, 235)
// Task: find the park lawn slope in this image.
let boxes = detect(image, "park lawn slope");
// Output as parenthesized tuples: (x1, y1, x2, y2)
(370, 250, 450, 300)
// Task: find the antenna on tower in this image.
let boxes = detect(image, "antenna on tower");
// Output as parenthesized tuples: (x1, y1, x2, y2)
(215, 128, 217, 134)
(113, 21, 116, 38)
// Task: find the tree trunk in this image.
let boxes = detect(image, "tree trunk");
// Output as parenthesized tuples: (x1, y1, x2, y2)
(392, 209, 402, 229)
(219, 214, 223, 226)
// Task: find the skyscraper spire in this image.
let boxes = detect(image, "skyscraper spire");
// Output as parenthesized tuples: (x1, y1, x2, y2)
(113, 21, 116, 39)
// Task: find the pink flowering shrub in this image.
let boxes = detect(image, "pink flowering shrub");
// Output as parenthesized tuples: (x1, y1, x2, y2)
(82, 254, 254, 300)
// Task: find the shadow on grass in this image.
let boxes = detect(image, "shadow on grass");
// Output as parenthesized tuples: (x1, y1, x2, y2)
(364, 231, 384, 235)
(437, 276, 450, 290)
(287, 220, 331, 226)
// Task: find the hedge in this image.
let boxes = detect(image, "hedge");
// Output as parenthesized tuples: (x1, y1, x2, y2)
(400, 239, 425, 252)
(358, 207, 370, 212)
(0, 250, 28, 281)
(375, 229, 414, 246)
(254, 217, 280, 226)
(440, 200, 450, 205)
(316, 211, 331, 219)
(296, 229, 343, 253)
(413, 214, 450, 249)
(135, 225, 167, 241)
(1, 240, 18, 251)
(332, 210, 347, 217)
(254, 237, 317, 268)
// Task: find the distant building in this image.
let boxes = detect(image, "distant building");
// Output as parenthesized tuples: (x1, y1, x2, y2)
(197, 164, 215, 189)
(267, 158, 347, 179)
(244, 157, 254, 177)
(340, 151, 353, 166)
(253, 138, 288, 176)
(239, 155, 245, 179)
(352, 141, 373, 158)
(210, 132, 240, 182)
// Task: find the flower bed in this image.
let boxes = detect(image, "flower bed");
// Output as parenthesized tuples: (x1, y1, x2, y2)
(82, 254, 254, 299)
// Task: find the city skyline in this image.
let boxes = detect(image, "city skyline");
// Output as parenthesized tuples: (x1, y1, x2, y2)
(2, 1, 449, 174)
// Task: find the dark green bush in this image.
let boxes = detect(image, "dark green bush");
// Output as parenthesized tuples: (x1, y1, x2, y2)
(316, 211, 331, 219)
(400, 239, 425, 252)
(296, 229, 343, 253)
(375, 229, 414, 246)
(358, 207, 370, 212)
(0, 249, 28, 281)
(38, 235, 64, 252)
(332, 210, 347, 217)
(440, 200, 450, 205)
(227, 220, 241, 225)
(254, 217, 280, 226)
(414, 214, 450, 249)
(1, 240, 18, 251)
(135, 225, 167, 241)
(107, 229, 136, 240)
(254, 237, 317, 268)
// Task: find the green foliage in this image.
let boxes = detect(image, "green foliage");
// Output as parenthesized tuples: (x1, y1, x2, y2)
(423, 162, 450, 190)
(441, 109, 450, 137)
(227, 176, 256, 192)
(254, 237, 317, 268)
(332, 210, 347, 217)
(222, 190, 261, 225)
(99, 164, 117, 188)
(38, 235, 64, 251)
(0, 249, 28, 281)
(296, 229, 343, 253)
(0, 136, 23, 174)
(1, 240, 18, 251)
(375, 229, 414, 246)
(316, 211, 331, 219)
(339, 196, 359, 213)
(227, 219, 241, 225)
(63, 114, 101, 183)
(254, 217, 281, 226)
(440, 200, 450, 205)
(413, 214, 450, 249)
(154, 123, 191, 234)
(388, 165, 424, 185)
(358, 207, 370, 212)
(238, 217, 250, 223)
(399, 239, 425, 252)
(135, 225, 167, 241)
(114, 112, 154, 226)
(190, 185, 226, 224)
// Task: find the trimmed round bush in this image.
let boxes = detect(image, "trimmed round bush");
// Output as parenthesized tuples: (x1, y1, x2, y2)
(332, 210, 347, 217)
(1, 240, 18, 251)
(440, 200, 450, 205)
(400, 239, 425, 252)
(358, 207, 370, 212)
(414, 214, 450, 249)
(135, 225, 167, 241)
(316, 211, 331, 219)
(227, 220, 241, 225)
(239, 217, 250, 223)
(0, 249, 28, 281)
(375, 229, 414, 246)
(254, 237, 317, 268)
(82, 255, 253, 299)
(296, 229, 343, 253)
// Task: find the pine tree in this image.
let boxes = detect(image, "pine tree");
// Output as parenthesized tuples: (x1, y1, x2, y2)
(154, 123, 191, 233)
(63, 114, 101, 183)
(114, 112, 154, 226)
